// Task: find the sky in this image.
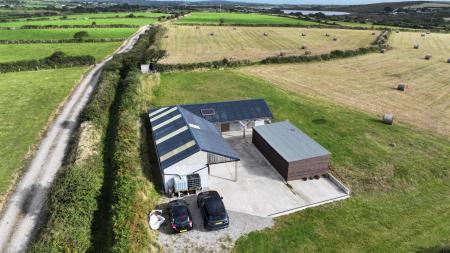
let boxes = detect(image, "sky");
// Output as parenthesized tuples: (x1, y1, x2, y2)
(189, 0, 445, 5)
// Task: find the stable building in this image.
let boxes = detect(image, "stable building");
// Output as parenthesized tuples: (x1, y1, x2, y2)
(252, 121, 331, 181)
(149, 106, 240, 193)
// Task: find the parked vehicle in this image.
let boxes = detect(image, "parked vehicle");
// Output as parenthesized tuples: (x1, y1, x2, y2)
(168, 199, 193, 233)
(197, 191, 229, 230)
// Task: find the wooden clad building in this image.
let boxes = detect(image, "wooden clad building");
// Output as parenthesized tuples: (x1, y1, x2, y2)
(252, 121, 330, 181)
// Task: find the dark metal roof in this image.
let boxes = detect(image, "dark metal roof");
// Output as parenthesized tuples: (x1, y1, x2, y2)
(180, 98, 273, 124)
(149, 106, 239, 171)
(253, 121, 331, 162)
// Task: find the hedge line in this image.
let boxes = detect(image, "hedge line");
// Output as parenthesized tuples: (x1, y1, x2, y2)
(109, 70, 159, 252)
(29, 27, 163, 252)
(109, 27, 163, 253)
(0, 38, 125, 44)
(156, 30, 390, 72)
(0, 52, 95, 73)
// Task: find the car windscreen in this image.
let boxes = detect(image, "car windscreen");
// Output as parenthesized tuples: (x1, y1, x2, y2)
(204, 198, 225, 220)
(172, 205, 189, 224)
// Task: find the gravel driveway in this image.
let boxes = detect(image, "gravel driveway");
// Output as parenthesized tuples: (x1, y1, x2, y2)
(157, 195, 273, 253)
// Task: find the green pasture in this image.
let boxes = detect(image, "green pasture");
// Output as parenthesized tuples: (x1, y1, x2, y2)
(0, 42, 122, 62)
(0, 28, 136, 40)
(176, 12, 318, 25)
(0, 67, 87, 198)
(0, 17, 158, 27)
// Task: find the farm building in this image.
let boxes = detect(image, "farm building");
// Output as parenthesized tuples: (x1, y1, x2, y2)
(180, 99, 273, 133)
(252, 121, 331, 181)
(149, 99, 273, 193)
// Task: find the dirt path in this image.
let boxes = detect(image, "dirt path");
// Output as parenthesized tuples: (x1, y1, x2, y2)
(0, 25, 150, 253)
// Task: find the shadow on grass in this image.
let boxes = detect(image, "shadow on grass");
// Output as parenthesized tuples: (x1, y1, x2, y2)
(416, 245, 450, 253)
(140, 112, 165, 194)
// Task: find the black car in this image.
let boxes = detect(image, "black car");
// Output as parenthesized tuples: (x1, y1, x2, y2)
(168, 199, 193, 233)
(197, 191, 229, 230)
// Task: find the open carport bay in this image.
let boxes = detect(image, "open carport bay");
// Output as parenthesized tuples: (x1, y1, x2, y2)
(209, 132, 349, 217)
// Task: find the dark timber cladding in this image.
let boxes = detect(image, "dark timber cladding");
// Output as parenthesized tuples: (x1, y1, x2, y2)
(252, 121, 331, 181)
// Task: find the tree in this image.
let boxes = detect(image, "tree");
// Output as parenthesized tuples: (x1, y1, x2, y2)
(144, 47, 167, 64)
(219, 18, 225, 25)
(91, 21, 97, 26)
(73, 31, 89, 41)
(383, 7, 394, 13)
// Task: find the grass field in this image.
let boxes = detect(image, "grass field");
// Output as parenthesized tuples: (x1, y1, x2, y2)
(176, 12, 317, 25)
(149, 69, 450, 252)
(0, 42, 122, 62)
(0, 28, 137, 40)
(0, 17, 158, 27)
(241, 31, 450, 137)
(160, 26, 379, 64)
(0, 67, 87, 198)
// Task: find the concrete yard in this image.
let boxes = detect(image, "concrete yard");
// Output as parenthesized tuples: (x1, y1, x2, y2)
(208, 131, 349, 217)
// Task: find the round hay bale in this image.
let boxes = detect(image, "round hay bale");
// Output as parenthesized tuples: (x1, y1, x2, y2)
(425, 54, 432, 60)
(426, 31, 430, 34)
(372, 32, 376, 35)
(301, 45, 307, 49)
(395, 30, 400, 33)
(209, 32, 215, 36)
(447, 58, 450, 63)
(397, 83, 408, 91)
(325, 33, 330, 37)
(413, 44, 419, 49)
(383, 114, 394, 125)
(421, 33, 426, 37)
(304, 50, 312, 55)
(263, 32, 268, 36)
(380, 49, 386, 53)
(301, 33, 306, 36)
(332, 37, 338, 41)
(164, 35, 169, 39)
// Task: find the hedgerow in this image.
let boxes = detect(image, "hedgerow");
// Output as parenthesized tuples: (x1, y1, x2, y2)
(0, 51, 95, 73)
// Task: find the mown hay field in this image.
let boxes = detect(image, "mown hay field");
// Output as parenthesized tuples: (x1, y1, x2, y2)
(0, 28, 137, 40)
(176, 11, 317, 25)
(0, 42, 122, 62)
(0, 67, 87, 198)
(160, 26, 379, 64)
(241, 32, 450, 137)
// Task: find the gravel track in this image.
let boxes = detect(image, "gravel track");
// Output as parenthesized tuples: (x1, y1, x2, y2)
(0, 25, 149, 253)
